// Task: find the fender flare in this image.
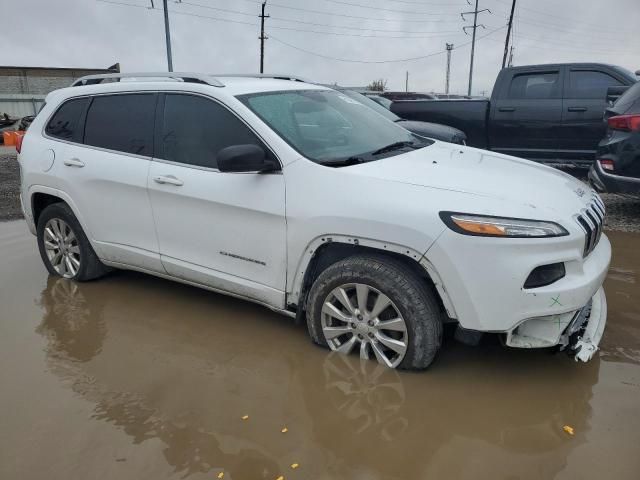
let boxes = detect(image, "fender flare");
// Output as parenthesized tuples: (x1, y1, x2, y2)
(287, 234, 458, 319)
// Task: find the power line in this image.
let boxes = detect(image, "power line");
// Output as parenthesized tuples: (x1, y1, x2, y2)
(105, 1, 468, 39)
(97, 0, 149, 9)
(488, 0, 636, 36)
(385, 0, 463, 4)
(96, 0, 508, 67)
(322, 0, 463, 15)
(233, 0, 465, 23)
(173, 10, 462, 39)
(492, 0, 635, 33)
(269, 25, 506, 64)
(179, 1, 461, 34)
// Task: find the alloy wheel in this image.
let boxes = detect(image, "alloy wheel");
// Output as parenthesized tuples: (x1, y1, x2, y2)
(321, 283, 408, 368)
(43, 218, 81, 279)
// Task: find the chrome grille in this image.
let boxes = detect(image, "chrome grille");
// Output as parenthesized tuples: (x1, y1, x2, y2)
(576, 195, 605, 257)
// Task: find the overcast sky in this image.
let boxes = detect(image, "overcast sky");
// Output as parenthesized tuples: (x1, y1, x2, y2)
(5, 0, 639, 94)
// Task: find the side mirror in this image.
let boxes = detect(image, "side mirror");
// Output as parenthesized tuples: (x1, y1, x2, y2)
(606, 85, 629, 104)
(217, 144, 278, 173)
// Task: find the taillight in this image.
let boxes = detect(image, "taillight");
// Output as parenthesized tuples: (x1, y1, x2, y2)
(598, 158, 615, 171)
(15, 133, 24, 154)
(607, 114, 640, 132)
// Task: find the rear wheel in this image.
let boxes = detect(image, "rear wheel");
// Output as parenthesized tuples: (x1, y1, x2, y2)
(307, 255, 443, 370)
(37, 203, 110, 281)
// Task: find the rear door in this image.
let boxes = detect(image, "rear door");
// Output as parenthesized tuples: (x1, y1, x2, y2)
(489, 68, 563, 160)
(562, 68, 626, 157)
(50, 92, 162, 271)
(147, 92, 287, 308)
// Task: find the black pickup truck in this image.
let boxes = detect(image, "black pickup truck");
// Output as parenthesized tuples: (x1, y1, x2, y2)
(391, 63, 638, 166)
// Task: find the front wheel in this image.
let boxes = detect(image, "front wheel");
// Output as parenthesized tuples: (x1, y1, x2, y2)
(306, 255, 443, 370)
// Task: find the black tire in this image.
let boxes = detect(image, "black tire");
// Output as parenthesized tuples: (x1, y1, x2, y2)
(37, 202, 110, 281)
(306, 254, 443, 370)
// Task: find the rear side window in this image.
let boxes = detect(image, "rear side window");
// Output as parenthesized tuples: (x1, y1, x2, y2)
(614, 81, 640, 112)
(508, 72, 560, 99)
(160, 93, 264, 169)
(84, 94, 156, 156)
(45, 98, 88, 141)
(568, 70, 623, 99)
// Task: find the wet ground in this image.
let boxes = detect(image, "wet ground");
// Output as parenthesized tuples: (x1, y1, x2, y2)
(1, 219, 639, 480)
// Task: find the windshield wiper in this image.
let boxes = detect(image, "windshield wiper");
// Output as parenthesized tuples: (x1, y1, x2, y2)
(321, 156, 366, 167)
(370, 141, 417, 156)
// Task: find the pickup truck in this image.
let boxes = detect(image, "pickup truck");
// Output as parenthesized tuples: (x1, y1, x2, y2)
(391, 63, 638, 166)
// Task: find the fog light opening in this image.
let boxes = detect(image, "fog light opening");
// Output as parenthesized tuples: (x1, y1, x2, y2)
(524, 263, 566, 289)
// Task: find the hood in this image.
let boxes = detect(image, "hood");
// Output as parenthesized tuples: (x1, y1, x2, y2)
(397, 120, 466, 144)
(348, 142, 594, 217)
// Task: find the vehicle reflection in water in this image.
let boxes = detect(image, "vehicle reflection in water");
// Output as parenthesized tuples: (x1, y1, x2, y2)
(35, 271, 601, 479)
(322, 353, 409, 441)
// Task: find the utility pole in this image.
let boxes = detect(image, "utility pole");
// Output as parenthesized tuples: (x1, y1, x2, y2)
(462, 0, 490, 96)
(405, 71, 409, 92)
(259, 1, 269, 73)
(502, 0, 517, 69)
(508, 45, 514, 67)
(162, 0, 173, 71)
(445, 43, 453, 94)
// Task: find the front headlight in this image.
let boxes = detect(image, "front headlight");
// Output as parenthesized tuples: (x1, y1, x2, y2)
(439, 212, 569, 238)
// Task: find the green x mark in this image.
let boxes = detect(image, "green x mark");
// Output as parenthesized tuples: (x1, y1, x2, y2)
(554, 315, 567, 329)
(550, 295, 563, 307)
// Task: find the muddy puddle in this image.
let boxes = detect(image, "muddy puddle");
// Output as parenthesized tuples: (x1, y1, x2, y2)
(1, 220, 639, 479)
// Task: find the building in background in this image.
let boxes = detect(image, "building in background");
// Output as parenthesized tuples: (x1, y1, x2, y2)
(0, 64, 119, 117)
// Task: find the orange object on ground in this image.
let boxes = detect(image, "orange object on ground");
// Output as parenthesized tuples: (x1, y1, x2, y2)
(3, 131, 16, 146)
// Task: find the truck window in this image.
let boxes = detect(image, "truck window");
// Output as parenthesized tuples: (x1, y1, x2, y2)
(508, 72, 560, 99)
(568, 70, 624, 99)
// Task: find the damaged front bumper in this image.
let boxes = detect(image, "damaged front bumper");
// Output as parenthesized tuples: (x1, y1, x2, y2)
(505, 287, 607, 362)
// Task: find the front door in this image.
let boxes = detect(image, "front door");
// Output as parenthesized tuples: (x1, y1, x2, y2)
(147, 93, 287, 308)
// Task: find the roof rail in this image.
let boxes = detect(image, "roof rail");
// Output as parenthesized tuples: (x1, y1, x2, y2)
(71, 72, 224, 87)
(211, 73, 313, 84)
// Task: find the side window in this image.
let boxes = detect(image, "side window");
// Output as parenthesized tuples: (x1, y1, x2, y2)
(508, 72, 560, 99)
(45, 98, 89, 141)
(568, 70, 623, 99)
(84, 94, 155, 156)
(160, 94, 264, 169)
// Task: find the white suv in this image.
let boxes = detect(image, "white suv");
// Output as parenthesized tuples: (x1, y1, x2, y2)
(18, 73, 611, 369)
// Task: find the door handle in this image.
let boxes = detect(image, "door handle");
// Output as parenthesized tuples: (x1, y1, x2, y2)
(568, 107, 587, 112)
(498, 107, 515, 112)
(153, 175, 184, 186)
(63, 157, 85, 168)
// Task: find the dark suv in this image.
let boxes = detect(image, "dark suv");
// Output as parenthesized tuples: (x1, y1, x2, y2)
(589, 81, 640, 194)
